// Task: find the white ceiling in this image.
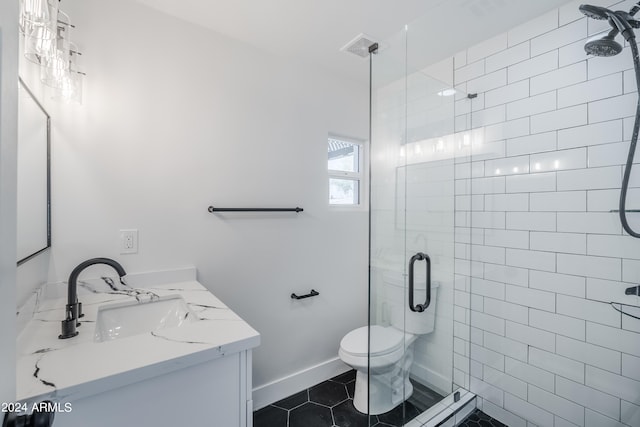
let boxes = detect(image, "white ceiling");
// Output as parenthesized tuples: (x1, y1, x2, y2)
(133, 0, 573, 82)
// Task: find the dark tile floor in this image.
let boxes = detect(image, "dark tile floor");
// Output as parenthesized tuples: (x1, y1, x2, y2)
(253, 370, 439, 427)
(457, 409, 508, 427)
(254, 371, 506, 427)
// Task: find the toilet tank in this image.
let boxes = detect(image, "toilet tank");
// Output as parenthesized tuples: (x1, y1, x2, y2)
(383, 270, 439, 335)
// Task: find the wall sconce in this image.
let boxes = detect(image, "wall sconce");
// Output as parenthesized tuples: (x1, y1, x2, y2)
(19, 0, 85, 104)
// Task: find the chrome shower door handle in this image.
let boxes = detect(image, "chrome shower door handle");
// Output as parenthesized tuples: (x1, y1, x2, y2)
(408, 252, 431, 313)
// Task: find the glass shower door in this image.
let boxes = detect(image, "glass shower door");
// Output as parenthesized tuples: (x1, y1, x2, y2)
(368, 23, 461, 426)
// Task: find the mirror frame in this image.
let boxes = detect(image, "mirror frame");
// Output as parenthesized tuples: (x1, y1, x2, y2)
(17, 77, 51, 266)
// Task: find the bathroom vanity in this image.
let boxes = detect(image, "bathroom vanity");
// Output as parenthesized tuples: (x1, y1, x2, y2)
(15, 268, 260, 427)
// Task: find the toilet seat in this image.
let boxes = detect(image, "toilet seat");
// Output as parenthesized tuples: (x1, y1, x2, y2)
(340, 325, 408, 357)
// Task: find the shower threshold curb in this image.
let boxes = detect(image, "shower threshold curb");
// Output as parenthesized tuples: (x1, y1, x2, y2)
(405, 388, 476, 427)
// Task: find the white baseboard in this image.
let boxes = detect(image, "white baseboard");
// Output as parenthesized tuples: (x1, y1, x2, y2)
(252, 357, 351, 410)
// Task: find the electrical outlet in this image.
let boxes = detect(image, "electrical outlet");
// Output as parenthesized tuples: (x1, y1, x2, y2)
(119, 229, 138, 254)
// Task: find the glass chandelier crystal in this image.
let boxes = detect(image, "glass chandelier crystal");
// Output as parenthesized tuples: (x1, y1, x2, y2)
(19, 0, 52, 34)
(20, 0, 85, 104)
(22, 0, 58, 64)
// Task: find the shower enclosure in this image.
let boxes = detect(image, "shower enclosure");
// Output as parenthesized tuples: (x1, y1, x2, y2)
(368, 4, 640, 427)
(368, 21, 474, 426)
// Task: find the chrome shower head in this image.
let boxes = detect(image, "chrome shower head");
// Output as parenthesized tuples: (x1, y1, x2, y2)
(585, 29, 624, 56)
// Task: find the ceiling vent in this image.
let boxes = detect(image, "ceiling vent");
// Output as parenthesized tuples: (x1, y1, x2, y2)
(340, 33, 379, 58)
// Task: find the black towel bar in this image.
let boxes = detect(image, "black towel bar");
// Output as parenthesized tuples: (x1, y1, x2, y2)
(291, 289, 319, 300)
(208, 206, 303, 213)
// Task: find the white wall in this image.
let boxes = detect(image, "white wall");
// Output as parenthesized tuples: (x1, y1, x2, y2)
(16, 254, 49, 307)
(452, 1, 640, 426)
(40, 0, 368, 402)
(0, 0, 19, 407)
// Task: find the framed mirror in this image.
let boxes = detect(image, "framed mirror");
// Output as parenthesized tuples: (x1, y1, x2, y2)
(17, 77, 51, 265)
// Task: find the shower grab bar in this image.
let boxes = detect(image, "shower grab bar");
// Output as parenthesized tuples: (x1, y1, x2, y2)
(208, 206, 303, 213)
(408, 252, 431, 313)
(291, 289, 319, 300)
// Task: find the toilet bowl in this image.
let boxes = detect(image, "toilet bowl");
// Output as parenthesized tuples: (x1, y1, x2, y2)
(339, 325, 417, 415)
(338, 270, 439, 415)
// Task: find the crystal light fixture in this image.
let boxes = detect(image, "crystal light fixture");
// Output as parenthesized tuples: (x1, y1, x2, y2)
(22, 0, 57, 64)
(19, 0, 85, 104)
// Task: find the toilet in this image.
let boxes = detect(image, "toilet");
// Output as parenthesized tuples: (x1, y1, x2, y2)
(338, 270, 438, 415)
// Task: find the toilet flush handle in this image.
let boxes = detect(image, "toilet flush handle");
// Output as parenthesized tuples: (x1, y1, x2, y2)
(408, 252, 431, 313)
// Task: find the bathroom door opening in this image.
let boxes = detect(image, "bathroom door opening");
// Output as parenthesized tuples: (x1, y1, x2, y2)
(366, 22, 472, 426)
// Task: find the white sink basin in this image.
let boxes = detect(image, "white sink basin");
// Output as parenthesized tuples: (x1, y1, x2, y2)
(94, 295, 197, 342)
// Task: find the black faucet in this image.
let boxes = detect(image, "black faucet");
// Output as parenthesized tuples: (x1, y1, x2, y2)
(59, 257, 127, 339)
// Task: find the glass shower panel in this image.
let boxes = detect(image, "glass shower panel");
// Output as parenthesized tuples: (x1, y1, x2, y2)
(368, 26, 410, 423)
(369, 22, 467, 426)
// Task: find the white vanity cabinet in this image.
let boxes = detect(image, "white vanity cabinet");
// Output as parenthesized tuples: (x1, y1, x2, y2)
(53, 350, 254, 427)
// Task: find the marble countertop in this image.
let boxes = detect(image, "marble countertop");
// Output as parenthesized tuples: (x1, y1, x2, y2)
(16, 268, 260, 403)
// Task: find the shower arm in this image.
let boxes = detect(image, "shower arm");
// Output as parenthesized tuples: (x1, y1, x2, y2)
(608, 10, 637, 40)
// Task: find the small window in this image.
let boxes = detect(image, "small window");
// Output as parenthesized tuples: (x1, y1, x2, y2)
(328, 136, 363, 206)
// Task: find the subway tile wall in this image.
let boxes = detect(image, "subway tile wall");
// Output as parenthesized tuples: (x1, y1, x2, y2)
(452, 1, 640, 426)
